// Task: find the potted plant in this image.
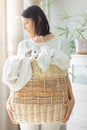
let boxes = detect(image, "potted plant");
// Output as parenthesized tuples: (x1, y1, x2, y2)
(56, 11, 87, 55)
(74, 12, 87, 54)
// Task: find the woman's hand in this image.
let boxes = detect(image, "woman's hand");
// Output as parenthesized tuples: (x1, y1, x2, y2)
(25, 50, 32, 57)
(6, 98, 19, 125)
(62, 98, 75, 123)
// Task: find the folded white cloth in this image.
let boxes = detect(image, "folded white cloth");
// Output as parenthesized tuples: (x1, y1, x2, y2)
(2, 55, 32, 92)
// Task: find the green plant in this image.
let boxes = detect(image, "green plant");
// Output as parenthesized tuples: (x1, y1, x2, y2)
(55, 11, 75, 53)
(55, 11, 87, 54)
(74, 12, 87, 40)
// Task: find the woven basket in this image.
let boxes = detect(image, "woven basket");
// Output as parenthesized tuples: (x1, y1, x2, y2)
(11, 60, 69, 124)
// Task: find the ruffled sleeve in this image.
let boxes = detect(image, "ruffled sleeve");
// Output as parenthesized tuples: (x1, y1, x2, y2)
(2, 55, 32, 92)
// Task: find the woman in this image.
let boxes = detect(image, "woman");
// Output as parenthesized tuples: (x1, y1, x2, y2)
(6, 5, 75, 130)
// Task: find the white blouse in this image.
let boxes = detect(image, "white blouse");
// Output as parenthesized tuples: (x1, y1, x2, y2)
(17, 36, 70, 70)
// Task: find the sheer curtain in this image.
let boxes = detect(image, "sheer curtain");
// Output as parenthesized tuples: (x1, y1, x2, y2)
(0, 0, 23, 130)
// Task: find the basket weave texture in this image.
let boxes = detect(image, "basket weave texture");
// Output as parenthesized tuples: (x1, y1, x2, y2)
(11, 60, 69, 124)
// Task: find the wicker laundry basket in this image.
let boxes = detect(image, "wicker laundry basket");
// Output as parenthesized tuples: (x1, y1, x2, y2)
(11, 60, 69, 124)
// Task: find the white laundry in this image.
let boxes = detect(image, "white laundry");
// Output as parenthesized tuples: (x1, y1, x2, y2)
(2, 46, 70, 92)
(37, 46, 70, 71)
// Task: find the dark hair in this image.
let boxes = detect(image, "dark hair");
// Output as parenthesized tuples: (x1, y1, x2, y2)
(21, 5, 50, 36)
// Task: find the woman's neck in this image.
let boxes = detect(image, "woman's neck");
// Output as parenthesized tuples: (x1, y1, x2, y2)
(32, 34, 55, 43)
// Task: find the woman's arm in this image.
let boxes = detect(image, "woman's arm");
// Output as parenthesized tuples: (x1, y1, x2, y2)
(6, 95, 19, 124)
(66, 75, 75, 101)
(63, 75, 75, 123)
(17, 41, 25, 57)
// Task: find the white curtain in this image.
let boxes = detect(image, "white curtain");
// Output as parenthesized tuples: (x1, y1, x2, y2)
(7, 0, 24, 55)
(0, 0, 23, 130)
